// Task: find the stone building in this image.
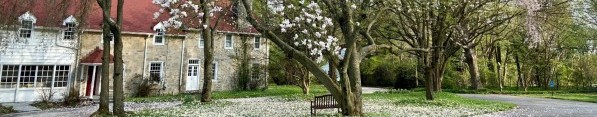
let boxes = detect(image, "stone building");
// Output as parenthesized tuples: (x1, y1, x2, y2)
(0, 0, 268, 102)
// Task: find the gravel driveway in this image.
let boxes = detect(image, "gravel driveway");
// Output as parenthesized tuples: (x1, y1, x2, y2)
(0, 102, 181, 117)
(459, 94, 597, 117)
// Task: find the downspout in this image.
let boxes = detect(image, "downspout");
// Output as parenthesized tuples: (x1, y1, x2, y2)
(179, 37, 186, 92)
(142, 34, 150, 79)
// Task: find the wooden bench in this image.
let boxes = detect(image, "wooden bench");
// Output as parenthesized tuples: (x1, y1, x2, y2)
(310, 94, 340, 115)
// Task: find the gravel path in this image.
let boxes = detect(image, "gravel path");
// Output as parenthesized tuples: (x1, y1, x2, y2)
(459, 94, 597, 117)
(0, 102, 181, 117)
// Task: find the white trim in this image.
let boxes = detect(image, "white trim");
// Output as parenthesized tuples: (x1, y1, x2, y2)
(18, 11, 37, 23)
(224, 34, 233, 49)
(62, 15, 78, 25)
(153, 22, 165, 31)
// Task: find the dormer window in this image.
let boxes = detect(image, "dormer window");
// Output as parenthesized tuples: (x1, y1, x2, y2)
(62, 15, 78, 40)
(154, 29, 165, 45)
(63, 23, 76, 40)
(18, 11, 36, 39)
(19, 20, 33, 38)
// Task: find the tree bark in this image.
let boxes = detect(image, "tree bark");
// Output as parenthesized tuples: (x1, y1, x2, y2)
(515, 53, 527, 91)
(112, 0, 124, 116)
(200, 0, 214, 102)
(94, 0, 111, 115)
(464, 48, 482, 90)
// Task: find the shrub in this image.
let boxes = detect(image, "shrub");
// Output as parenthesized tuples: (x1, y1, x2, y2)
(38, 88, 56, 103)
(62, 87, 82, 106)
(0, 104, 15, 115)
(135, 79, 159, 97)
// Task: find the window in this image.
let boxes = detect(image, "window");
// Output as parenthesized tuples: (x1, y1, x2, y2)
(19, 65, 35, 88)
(154, 29, 165, 45)
(225, 34, 233, 49)
(19, 20, 33, 38)
(251, 64, 260, 80)
(36, 65, 53, 87)
(0, 65, 19, 88)
(187, 59, 200, 77)
(63, 23, 76, 40)
(101, 33, 114, 43)
(199, 35, 204, 48)
(254, 37, 261, 49)
(212, 62, 218, 80)
(0, 65, 70, 89)
(149, 62, 163, 82)
(53, 65, 69, 87)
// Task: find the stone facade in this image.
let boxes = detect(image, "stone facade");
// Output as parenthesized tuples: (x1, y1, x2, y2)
(76, 31, 268, 97)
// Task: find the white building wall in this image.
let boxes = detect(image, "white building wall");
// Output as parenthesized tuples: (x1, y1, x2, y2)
(0, 28, 76, 102)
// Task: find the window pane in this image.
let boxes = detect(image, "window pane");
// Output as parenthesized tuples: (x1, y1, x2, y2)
(254, 37, 260, 48)
(36, 65, 53, 87)
(1, 65, 19, 88)
(19, 65, 36, 88)
(149, 62, 162, 82)
(225, 34, 232, 47)
(212, 63, 217, 80)
(53, 65, 70, 87)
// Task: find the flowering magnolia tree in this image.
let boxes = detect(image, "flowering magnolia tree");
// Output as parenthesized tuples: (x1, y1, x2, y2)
(241, 0, 395, 115)
(152, 0, 223, 102)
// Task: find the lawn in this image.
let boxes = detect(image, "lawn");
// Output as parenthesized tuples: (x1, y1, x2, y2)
(129, 85, 516, 116)
(519, 93, 597, 103)
(365, 91, 516, 113)
(126, 85, 329, 103)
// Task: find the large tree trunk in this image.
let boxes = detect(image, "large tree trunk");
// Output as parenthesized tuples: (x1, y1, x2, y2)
(112, 0, 125, 116)
(464, 48, 482, 90)
(94, 1, 111, 115)
(200, 0, 214, 102)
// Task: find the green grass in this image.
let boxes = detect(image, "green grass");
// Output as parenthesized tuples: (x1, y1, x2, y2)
(519, 93, 597, 103)
(126, 85, 329, 103)
(366, 91, 516, 112)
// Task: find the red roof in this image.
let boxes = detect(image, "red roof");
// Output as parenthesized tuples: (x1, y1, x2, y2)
(81, 47, 114, 64)
(0, 0, 258, 34)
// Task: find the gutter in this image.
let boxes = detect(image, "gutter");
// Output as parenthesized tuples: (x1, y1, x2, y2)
(142, 34, 150, 78)
(179, 37, 186, 92)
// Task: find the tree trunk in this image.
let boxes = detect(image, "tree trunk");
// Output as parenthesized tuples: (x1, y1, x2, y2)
(496, 46, 502, 91)
(112, 0, 125, 116)
(464, 48, 482, 90)
(301, 71, 310, 94)
(94, 2, 111, 116)
(200, 0, 214, 102)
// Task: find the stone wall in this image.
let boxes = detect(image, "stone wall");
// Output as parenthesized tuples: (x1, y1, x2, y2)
(77, 31, 268, 97)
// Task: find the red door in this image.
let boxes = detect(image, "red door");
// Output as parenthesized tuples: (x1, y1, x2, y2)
(85, 66, 96, 96)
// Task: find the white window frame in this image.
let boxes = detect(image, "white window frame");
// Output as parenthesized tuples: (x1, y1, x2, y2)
(0, 65, 70, 89)
(62, 22, 77, 40)
(212, 62, 218, 81)
(199, 34, 204, 48)
(19, 20, 34, 39)
(100, 33, 114, 44)
(148, 61, 164, 83)
(224, 34, 233, 49)
(187, 59, 200, 78)
(153, 29, 165, 45)
(254, 36, 261, 49)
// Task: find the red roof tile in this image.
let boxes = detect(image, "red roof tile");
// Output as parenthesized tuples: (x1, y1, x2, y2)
(81, 47, 114, 64)
(0, 0, 258, 34)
